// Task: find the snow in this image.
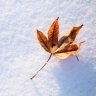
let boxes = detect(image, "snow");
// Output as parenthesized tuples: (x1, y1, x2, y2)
(0, 0, 96, 96)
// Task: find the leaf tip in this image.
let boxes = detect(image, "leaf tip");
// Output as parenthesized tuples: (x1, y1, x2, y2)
(57, 17, 59, 20)
(36, 29, 41, 34)
(80, 24, 84, 28)
(36, 29, 39, 32)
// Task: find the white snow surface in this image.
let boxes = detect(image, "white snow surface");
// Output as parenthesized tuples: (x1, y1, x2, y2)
(0, 0, 96, 96)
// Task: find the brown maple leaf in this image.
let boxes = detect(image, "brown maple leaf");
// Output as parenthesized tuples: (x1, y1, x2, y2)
(30, 17, 85, 80)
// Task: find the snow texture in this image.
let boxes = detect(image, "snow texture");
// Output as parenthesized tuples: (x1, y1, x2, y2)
(0, 0, 96, 96)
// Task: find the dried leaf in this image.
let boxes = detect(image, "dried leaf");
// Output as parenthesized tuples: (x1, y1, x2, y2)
(48, 17, 59, 52)
(31, 18, 84, 80)
(37, 30, 50, 52)
(58, 24, 83, 47)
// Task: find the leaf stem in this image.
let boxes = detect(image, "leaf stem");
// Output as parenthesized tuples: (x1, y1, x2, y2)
(30, 54, 52, 80)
